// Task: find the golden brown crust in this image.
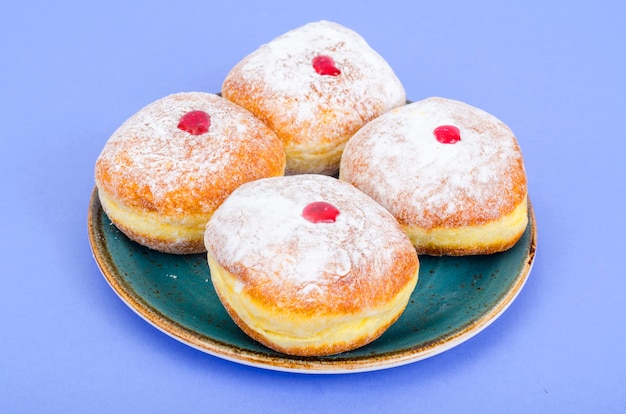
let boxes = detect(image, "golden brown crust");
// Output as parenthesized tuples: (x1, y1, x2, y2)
(221, 21, 406, 175)
(95, 92, 285, 254)
(208, 248, 418, 356)
(219, 295, 404, 357)
(100, 206, 203, 254)
(391, 156, 527, 231)
(340, 97, 528, 255)
(234, 240, 418, 316)
(406, 197, 529, 256)
(204, 175, 419, 355)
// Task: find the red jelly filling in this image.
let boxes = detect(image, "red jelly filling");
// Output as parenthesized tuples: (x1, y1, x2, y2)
(433, 125, 461, 144)
(302, 201, 340, 223)
(178, 110, 210, 135)
(312, 55, 341, 76)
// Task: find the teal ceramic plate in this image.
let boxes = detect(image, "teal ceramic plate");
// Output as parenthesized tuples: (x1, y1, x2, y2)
(88, 187, 536, 373)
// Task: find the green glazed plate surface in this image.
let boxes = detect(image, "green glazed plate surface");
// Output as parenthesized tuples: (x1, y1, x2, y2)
(88, 188, 536, 373)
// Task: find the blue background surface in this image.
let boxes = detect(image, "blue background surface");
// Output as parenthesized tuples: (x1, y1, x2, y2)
(2, 1, 625, 412)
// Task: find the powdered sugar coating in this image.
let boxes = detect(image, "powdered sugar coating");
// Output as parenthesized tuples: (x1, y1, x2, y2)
(340, 97, 527, 229)
(95, 92, 285, 216)
(222, 20, 406, 175)
(204, 175, 417, 311)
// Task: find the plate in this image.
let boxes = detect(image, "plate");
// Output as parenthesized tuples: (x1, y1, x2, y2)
(88, 187, 536, 373)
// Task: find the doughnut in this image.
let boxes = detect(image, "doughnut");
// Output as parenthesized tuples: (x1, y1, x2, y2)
(339, 97, 528, 256)
(221, 20, 406, 176)
(204, 174, 419, 356)
(95, 92, 286, 254)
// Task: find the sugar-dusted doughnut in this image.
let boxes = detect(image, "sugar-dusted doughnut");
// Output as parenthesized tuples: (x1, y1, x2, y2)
(340, 97, 528, 256)
(204, 175, 419, 356)
(95, 92, 285, 254)
(222, 20, 406, 176)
